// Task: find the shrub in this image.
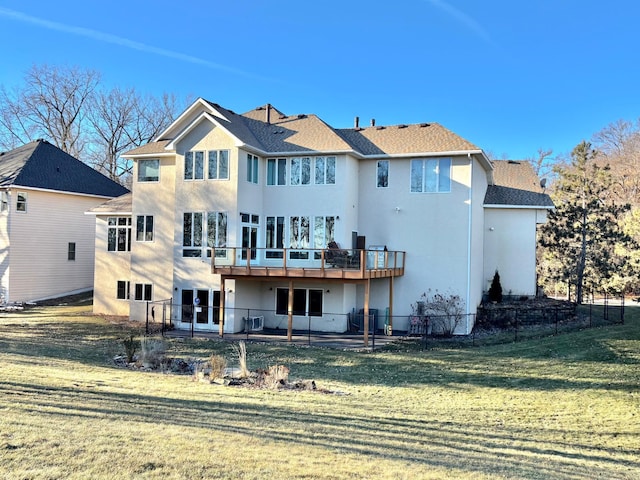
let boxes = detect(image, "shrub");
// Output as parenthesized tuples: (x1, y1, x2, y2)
(122, 334, 139, 363)
(413, 289, 465, 337)
(263, 365, 290, 389)
(208, 354, 227, 380)
(231, 341, 250, 378)
(488, 270, 503, 303)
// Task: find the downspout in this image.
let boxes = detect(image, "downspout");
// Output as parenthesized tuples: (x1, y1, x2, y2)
(466, 153, 473, 334)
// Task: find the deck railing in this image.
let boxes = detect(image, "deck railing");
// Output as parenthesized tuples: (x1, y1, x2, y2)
(211, 247, 405, 273)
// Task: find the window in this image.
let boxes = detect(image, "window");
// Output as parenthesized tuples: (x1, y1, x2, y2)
(276, 288, 323, 316)
(209, 150, 229, 180)
(184, 151, 204, 180)
(136, 215, 154, 242)
(377, 160, 389, 188)
(68, 242, 76, 261)
(410, 158, 451, 193)
(107, 217, 131, 252)
(134, 283, 153, 301)
(246, 154, 259, 184)
(16, 192, 27, 212)
(138, 159, 159, 182)
(183, 212, 203, 257)
(290, 157, 311, 185)
(289, 216, 310, 259)
(266, 216, 285, 258)
(315, 157, 336, 185)
(117, 281, 130, 300)
(313, 216, 335, 258)
(1, 191, 8, 212)
(267, 158, 286, 185)
(206, 211, 227, 256)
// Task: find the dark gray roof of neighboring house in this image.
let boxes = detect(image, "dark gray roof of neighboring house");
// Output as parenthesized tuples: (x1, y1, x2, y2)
(484, 160, 554, 208)
(0, 140, 130, 198)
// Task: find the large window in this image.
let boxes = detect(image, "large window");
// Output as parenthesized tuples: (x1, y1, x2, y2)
(1, 191, 8, 212)
(377, 160, 389, 188)
(138, 159, 159, 182)
(117, 280, 130, 300)
(207, 211, 228, 257)
(108, 217, 131, 252)
(16, 192, 27, 212)
(183, 212, 203, 257)
(290, 157, 311, 185)
(410, 158, 451, 193)
(267, 158, 287, 185)
(266, 216, 285, 258)
(184, 151, 204, 180)
(276, 288, 323, 316)
(209, 150, 229, 180)
(136, 215, 154, 242)
(313, 216, 335, 258)
(184, 211, 227, 257)
(134, 283, 153, 301)
(289, 216, 310, 259)
(314, 157, 336, 185)
(247, 154, 259, 184)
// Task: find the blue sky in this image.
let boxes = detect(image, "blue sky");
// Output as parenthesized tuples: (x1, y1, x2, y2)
(0, 1, 638, 161)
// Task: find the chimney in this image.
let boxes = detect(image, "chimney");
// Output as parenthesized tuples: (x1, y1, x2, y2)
(354, 116, 360, 129)
(370, 118, 376, 127)
(266, 103, 271, 124)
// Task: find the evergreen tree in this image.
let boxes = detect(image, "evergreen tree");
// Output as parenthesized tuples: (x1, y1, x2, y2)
(488, 270, 503, 303)
(539, 141, 634, 303)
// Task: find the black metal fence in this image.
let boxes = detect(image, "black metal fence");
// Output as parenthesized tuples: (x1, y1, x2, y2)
(143, 293, 627, 350)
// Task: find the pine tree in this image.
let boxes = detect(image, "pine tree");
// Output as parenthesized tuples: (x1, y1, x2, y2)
(539, 141, 634, 303)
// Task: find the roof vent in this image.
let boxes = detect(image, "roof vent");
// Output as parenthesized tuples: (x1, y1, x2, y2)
(376, 126, 385, 130)
(297, 114, 306, 119)
(370, 118, 376, 127)
(354, 116, 360, 129)
(508, 160, 520, 164)
(419, 123, 430, 127)
(398, 124, 407, 129)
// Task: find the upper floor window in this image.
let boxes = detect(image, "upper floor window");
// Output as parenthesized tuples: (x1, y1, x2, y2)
(108, 217, 131, 252)
(138, 159, 159, 182)
(314, 157, 336, 185)
(410, 158, 451, 193)
(16, 192, 27, 212)
(377, 160, 389, 188)
(68, 242, 76, 261)
(247, 154, 259, 184)
(1, 191, 8, 212)
(267, 158, 286, 185)
(185, 151, 204, 180)
(183, 211, 227, 257)
(136, 215, 154, 242)
(290, 157, 311, 185)
(209, 150, 230, 180)
(266, 216, 285, 259)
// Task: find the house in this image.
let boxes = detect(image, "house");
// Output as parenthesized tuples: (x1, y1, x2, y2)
(89, 98, 552, 341)
(0, 139, 129, 304)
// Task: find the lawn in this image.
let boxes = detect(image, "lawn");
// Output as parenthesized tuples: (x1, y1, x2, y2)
(0, 303, 638, 479)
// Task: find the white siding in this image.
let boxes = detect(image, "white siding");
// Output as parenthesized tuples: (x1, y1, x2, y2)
(7, 189, 103, 302)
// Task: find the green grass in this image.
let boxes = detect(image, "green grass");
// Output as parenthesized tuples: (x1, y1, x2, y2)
(0, 304, 639, 479)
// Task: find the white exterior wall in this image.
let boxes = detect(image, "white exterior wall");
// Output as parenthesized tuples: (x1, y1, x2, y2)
(0, 201, 9, 302)
(483, 208, 540, 297)
(467, 157, 488, 331)
(93, 215, 131, 316)
(4, 189, 102, 302)
(129, 156, 176, 322)
(357, 155, 475, 332)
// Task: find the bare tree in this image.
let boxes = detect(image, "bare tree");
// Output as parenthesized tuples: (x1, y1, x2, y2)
(0, 64, 100, 157)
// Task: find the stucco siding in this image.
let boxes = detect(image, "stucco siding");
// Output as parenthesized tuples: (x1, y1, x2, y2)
(483, 208, 539, 296)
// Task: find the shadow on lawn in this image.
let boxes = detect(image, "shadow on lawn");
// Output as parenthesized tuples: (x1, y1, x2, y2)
(0, 380, 637, 479)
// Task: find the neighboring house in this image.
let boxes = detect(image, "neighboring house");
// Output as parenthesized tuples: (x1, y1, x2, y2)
(0, 140, 129, 304)
(90, 98, 552, 339)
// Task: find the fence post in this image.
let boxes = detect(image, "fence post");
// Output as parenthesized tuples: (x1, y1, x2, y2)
(246, 309, 250, 341)
(308, 315, 311, 346)
(145, 301, 149, 334)
(372, 314, 376, 350)
(191, 304, 194, 338)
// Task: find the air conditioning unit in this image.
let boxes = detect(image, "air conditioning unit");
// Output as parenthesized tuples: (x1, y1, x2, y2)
(245, 315, 264, 332)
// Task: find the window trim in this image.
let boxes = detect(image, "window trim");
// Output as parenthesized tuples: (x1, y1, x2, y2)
(117, 280, 130, 300)
(377, 160, 389, 188)
(107, 217, 132, 252)
(16, 191, 27, 212)
(0, 191, 8, 212)
(275, 287, 323, 317)
(134, 283, 153, 301)
(246, 154, 259, 184)
(136, 215, 154, 242)
(184, 151, 205, 181)
(208, 150, 230, 180)
(137, 159, 160, 182)
(67, 242, 76, 261)
(410, 157, 451, 193)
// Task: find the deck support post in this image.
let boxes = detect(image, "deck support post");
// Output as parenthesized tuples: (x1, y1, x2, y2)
(363, 278, 370, 347)
(388, 276, 394, 334)
(287, 280, 294, 341)
(219, 277, 225, 338)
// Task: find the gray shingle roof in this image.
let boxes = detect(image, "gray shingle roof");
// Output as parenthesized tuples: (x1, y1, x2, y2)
(484, 160, 554, 208)
(0, 140, 130, 198)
